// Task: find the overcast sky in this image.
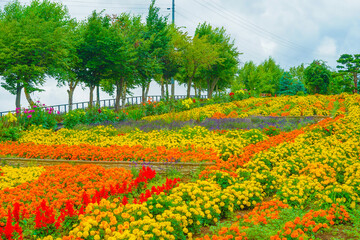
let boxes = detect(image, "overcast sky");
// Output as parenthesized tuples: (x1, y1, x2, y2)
(0, 0, 359, 112)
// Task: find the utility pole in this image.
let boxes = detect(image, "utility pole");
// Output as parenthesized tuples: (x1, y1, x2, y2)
(171, 0, 175, 99)
(172, 0, 175, 24)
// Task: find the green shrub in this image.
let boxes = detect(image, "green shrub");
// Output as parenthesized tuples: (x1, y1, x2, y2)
(63, 107, 127, 128)
(0, 126, 22, 142)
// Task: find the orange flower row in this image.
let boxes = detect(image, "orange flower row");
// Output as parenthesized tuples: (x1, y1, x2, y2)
(271, 204, 351, 240)
(0, 142, 220, 163)
(200, 115, 345, 178)
(200, 129, 304, 178)
(0, 164, 132, 220)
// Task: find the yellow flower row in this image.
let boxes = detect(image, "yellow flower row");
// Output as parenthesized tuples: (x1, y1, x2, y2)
(41, 178, 264, 240)
(241, 105, 360, 209)
(0, 165, 45, 190)
(19, 126, 266, 158)
(143, 94, 355, 121)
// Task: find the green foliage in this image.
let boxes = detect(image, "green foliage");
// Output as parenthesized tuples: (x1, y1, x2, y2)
(62, 107, 126, 128)
(212, 172, 235, 189)
(336, 54, 360, 93)
(328, 72, 353, 94)
(0, 0, 74, 108)
(127, 108, 145, 121)
(241, 129, 266, 144)
(101, 13, 145, 111)
(177, 32, 222, 97)
(236, 61, 258, 92)
(278, 72, 307, 96)
(304, 60, 332, 94)
(257, 57, 284, 94)
(235, 58, 283, 95)
(195, 22, 240, 98)
(0, 126, 22, 142)
(227, 89, 251, 102)
(289, 63, 306, 85)
(263, 126, 281, 137)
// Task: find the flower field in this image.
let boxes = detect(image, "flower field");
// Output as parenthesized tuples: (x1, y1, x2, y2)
(0, 94, 360, 239)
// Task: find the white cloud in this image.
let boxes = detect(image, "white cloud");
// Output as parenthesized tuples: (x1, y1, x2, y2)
(314, 37, 337, 62)
(260, 39, 277, 56)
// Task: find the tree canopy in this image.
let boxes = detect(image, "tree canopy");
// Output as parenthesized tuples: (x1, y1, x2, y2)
(336, 54, 360, 93)
(304, 60, 332, 94)
(0, 0, 73, 108)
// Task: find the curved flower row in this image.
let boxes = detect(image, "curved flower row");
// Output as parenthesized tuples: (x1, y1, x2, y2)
(0, 142, 220, 162)
(142, 94, 353, 122)
(19, 126, 267, 158)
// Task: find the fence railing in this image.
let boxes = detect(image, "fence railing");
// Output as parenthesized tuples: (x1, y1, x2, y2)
(0, 94, 208, 117)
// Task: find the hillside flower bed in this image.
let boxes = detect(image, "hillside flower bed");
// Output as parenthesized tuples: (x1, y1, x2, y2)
(142, 94, 352, 122)
(0, 94, 359, 239)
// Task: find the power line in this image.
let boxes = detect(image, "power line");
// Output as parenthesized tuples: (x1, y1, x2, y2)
(207, 0, 309, 51)
(194, 0, 312, 54)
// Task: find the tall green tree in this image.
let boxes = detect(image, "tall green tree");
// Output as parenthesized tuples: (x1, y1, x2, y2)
(0, 0, 73, 109)
(289, 63, 305, 84)
(76, 11, 111, 108)
(329, 72, 353, 94)
(304, 60, 331, 94)
(278, 72, 306, 96)
(178, 35, 221, 98)
(195, 22, 240, 98)
(143, 0, 172, 100)
(237, 61, 258, 92)
(55, 21, 81, 111)
(336, 54, 360, 93)
(162, 25, 183, 98)
(256, 57, 283, 94)
(100, 13, 141, 111)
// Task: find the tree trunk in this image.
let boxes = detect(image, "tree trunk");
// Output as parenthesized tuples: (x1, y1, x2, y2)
(207, 80, 211, 98)
(160, 78, 164, 99)
(115, 78, 123, 111)
(194, 82, 197, 97)
(24, 86, 35, 107)
(65, 80, 78, 111)
(210, 78, 219, 99)
(165, 80, 169, 100)
(67, 88, 74, 112)
(171, 77, 175, 99)
(96, 85, 100, 106)
(145, 82, 150, 101)
(353, 72, 358, 93)
(141, 83, 146, 103)
(15, 83, 23, 110)
(121, 81, 127, 109)
(207, 78, 219, 99)
(187, 78, 192, 98)
(187, 67, 197, 98)
(89, 85, 95, 108)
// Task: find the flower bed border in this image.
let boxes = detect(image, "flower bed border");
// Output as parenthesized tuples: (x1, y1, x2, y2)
(0, 157, 214, 175)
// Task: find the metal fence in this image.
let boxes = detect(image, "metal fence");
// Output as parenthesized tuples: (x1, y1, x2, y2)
(0, 94, 208, 117)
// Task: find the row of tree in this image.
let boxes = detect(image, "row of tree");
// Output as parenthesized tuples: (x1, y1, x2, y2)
(0, 0, 240, 110)
(233, 54, 360, 96)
